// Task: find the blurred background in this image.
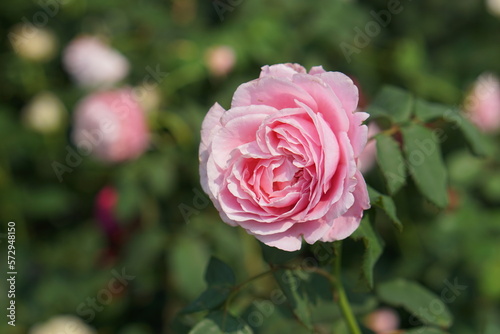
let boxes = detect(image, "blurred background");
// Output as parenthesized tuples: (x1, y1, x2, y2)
(1, 0, 500, 333)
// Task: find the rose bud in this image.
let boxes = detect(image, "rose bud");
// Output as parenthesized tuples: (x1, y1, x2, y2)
(358, 122, 381, 174)
(72, 89, 149, 163)
(205, 45, 236, 77)
(63, 36, 129, 87)
(199, 63, 370, 251)
(29, 315, 96, 334)
(464, 72, 500, 133)
(8, 24, 57, 62)
(22, 91, 66, 134)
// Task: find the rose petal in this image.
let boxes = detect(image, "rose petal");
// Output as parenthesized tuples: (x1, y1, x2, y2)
(232, 76, 317, 110)
(321, 170, 370, 242)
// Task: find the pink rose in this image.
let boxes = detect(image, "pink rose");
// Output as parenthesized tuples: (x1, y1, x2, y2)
(63, 36, 129, 87)
(199, 63, 370, 251)
(358, 122, 380, 174)
(465, 73, 500, 133)
(72, 89, 149, 162)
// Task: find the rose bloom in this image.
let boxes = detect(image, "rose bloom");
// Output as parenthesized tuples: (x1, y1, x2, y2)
(199, 63, 370, 251)
(358, 122, 380, 174)
(72, 89, 149, 163)
(29, 315, 95, 334)
(465, 73, 500, 133)
(63, 36, 129, 87)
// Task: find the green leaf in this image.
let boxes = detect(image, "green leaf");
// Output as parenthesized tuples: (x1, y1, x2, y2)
(484, 313, 500, 334)
(182, 257, 236, 314)
(273, 270, 313, 330)
(414, 98, 449, 122)
(365, 85, 414, 123)
(351, 214, 384, 289)
(168, 235, 209, 300)
(375, 133, 406, 195)
(451, 113, 494, 157)
(205, 257, 236, 286)
(182, 285, 232, 314)
(405, 327, 449, 334)
(414, 99, 493, 157)
(367, 186, 402, 231)
(377, 279, 453, 328)
(189, 311, 253, 334)
(401, 124, 448, 208)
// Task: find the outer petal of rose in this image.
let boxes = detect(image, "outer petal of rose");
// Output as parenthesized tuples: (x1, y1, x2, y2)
(311, 71, 368, 157)
(250, 216, 333, 251)
(288, 218, 333, 244)
(200, 103, 225, 155)
(238, 219, 296, 235)
(199, 103, 225, 196)
(320, 170, 370, 242)
(260, 63, 307, 79)
(231, 76, 317, 110)
(309, 66, 326, 75)
(292, 74, 350, 133)
(251, 231, 303, 252)
(348, 111, 369, 158)
(358, 123, 380, 173)
(316, 72, 359, 114)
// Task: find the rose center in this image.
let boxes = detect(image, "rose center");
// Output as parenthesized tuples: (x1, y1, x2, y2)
(272, 169, 303, 191)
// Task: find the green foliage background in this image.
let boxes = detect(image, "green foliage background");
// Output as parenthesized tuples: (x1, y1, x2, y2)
(1, 0, 500, 333)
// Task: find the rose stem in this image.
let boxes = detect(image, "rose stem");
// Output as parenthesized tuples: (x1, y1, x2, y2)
(334, 241, 362, 334)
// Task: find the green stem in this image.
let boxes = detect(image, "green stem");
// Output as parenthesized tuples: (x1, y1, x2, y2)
(334, 242, 362, 334)
(367, 125, 399, 143)
(224, 263, 337, 312)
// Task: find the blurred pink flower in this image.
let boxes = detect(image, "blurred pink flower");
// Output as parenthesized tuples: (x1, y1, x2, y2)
(205, 45, 236, 77)
(465, 73, 500, 133)
(200, 63, 370, 251)
(63, 36, 129, 87)
(365, 308, 400, 333)
(72, 89, 149, 162)
(358, 122, 380, 174)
